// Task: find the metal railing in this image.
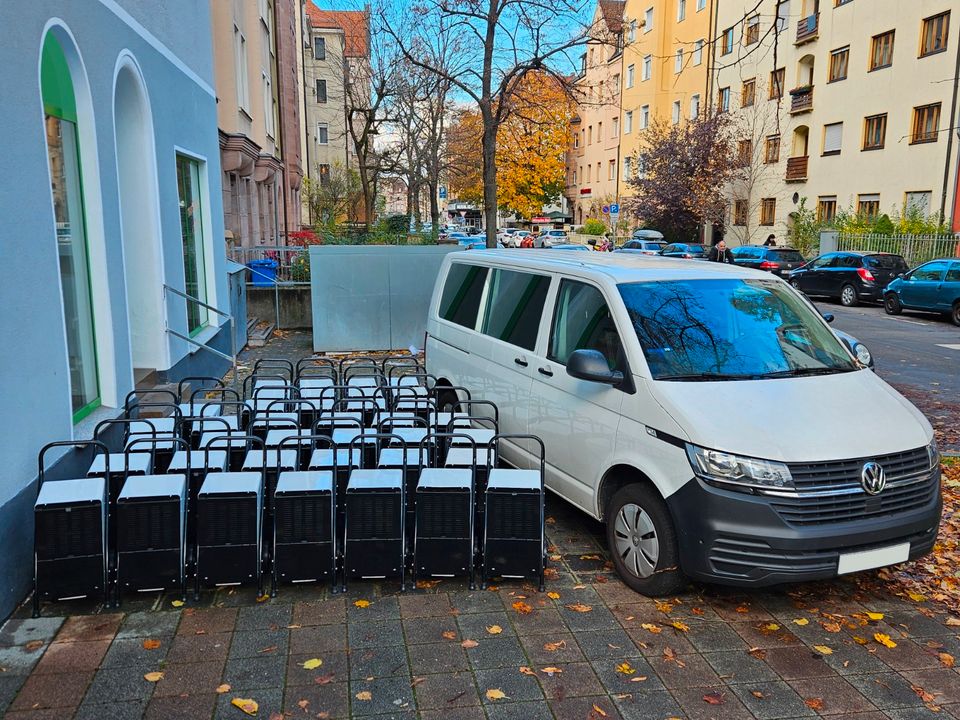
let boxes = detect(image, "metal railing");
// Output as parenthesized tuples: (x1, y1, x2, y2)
(163, 284, 238, 386)
(837, 233, 960, 267)
(790, 87, 813, 113)
(228, 246, 311, 285)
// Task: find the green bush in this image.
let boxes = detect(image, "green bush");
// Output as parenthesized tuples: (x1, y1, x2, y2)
(582, 218, 607, 235)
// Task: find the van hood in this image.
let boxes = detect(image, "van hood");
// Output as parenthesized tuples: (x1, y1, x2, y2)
(649, 369, 932, 462)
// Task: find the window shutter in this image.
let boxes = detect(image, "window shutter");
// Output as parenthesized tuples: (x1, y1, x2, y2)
(823, 123, 843, 154)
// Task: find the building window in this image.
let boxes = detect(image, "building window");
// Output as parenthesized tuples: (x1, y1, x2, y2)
(642, 55, 652, 81)
(608, 159, 617, 180)
(741, 78, 756, 107)
(760, 198, 776, 225)
(628, 19, 637, 42)
(722, 27, 734, 55)
(176, 154, 208, 335)
(765, 135, 781, 163)
(690, 93, 700, 119)
(921, 12, 950, 57)
(314, 36, 326, 60)
(623, 156, 632, 181)
(624, 110, 633, 133)
(870, 30, 895, 70)
(41, 34, 100, 422)
(738, 139, 753, 165)
(857, 194, 880, 219)
(912, 103, 941, 143)
(672, 100, 681, 124)
(733, 200, 748, 226)
(817, 196, 837, 222)
(644, 7, 654, 32)
(316, 79, 327, 102)
(822, 122, 843, 155)
(828, 46, 849, 82)
(318, 164, 331, 186)
(626, 64, 635, 87)
(905, 191, 932, 214)
(572, 169, 577, 184)
(598, 121, 603, 140)
(745, 15, 760, 45)
(579, 53, 586, 75)
(697, 0, 706, 10)
(718, 87, 730, 112)
(317, 123, 329, 144)
(834, 0, 853, 5)
(573, 131, 579, 148)
(693, 39, 704, 65)
(262, 71, 274, 137)
(234, 25, 250, 112)
(862, 113, 886, 150)
(586, 165, 591, 182)
(612, 73, 620, 91)
(640, 105, 650, 128)
(770, 68, 784, 99)
(776, 0, 790, 32)
(612, 116, 619, 135)
(587, 125, 593, 144)
(675, 49, 683, 74)
(678, 0, 686, 21)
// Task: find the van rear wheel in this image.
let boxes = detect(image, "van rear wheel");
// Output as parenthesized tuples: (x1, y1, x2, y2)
(605, 484, 685, 597)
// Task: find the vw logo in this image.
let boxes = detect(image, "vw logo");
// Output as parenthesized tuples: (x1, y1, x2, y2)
(861, 462, 886, 495)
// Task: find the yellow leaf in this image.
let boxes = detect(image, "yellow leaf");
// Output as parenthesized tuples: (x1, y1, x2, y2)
(231, 698, 259, 715)
(866, 612, 884, 621)
(853, 636, 869, 645)
(656, 600, 674, 614)
(945, 617, 960, 627)
(519, 666, 536, 676)
(486, 688, 507, 700)
(764, 623, 780, 631)
(813, 645, 833, 655)
(171, 600, 184, 607)
(216, 684, 231, 694)
(255, 594, 270, 603)
(547, 592, 560, 600)
(355, 691, 372, 701)
(939, 652, 955, 668)
(792, 618, 809, 626)
(301, 658, 323, 670)
(354, 599, 371, 608)
(592, 704, 608, 717)
(543, 640, 566, 651)
(615, 662, 636, 675)
(541, 666, 562, 676)
(512, 601, 533, 614)
(671, 621, 689, 632)
(142, 639, 161, 650)
(907, 592, 927, 603)
(144, 671, 164, 682)
(486, 625, 503, 635)
(874, 633, 897, 649)
(641, 623, 663, 634)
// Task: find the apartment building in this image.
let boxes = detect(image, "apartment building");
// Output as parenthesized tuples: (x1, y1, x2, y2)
(715, 0, 959, 245)
(619, 0, 715, 199)
(567, 1, 625, 224)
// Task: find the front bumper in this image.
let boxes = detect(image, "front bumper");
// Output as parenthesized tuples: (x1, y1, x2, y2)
(665, 473, 941, 587)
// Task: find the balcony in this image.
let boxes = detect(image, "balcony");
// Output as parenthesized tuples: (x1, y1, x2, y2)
(786, 156, 808, 182)
(796, 13, 818, 44)
(790, 86, 813, 114)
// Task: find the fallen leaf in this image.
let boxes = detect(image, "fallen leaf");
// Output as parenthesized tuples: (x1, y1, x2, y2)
(544, 640, 566, 651)
(314, 674, 335, 685)
(615, 662, 636, 675)
(231, 698, 259, 715)
(792, 618, 809, 626)
(663, 647, 685, 667)
(865, 612, 884, 621)
(355, 691, 372, 701)
(142, 639, 161, 650)
(519, 666, 537, 676)
(216, 684, 231, 694)
(822, 622, 841, 633)
(411, 677, 426, 687)
(259, 645, 278, 654)
(354, 600, 371, 608)
(255, 594, 270, 603)
(805, 697, 825, 711)
(512, 601, 532, 614)
(629, 676, 648, 682)
(641, 623, 662, 634)
(735, 605, 750, 614)
(853, 636, 869, 645)
(297, 699, 309, 710)
(945, 617, 960, 627)
(545, 516, 556, 524)
(580, 554, 601, 561)
(566, 603, 592, 613)
(441, 631, 457, 640)
(486, 625, 503, 635)
(907, 592, 927, 602)
(144, 671, 164, 682)
(302, 658, 323, 670)
(541, 666, 562, 676)
(23, 640, 44, 652)
(874, 633, 897, 649)
(751, 690, 764, 699)
(671, 621, 690, 633)
(939, 652, 955, 668)
(656, 600, 674, 614)
(461, 639, 479, 649)
(762, 623, 780, 632)
(911, 684, 936, 703)
(692, 607, 704, 615)
(171, 600, 184, 608)
(702, 691, 725, 705)
(415, 579, 441, 589)
(547, 592, 560, 600)
(592, 704, 608, 717)
(485, 688, 507, 700)
(813, 645, 833, 655)
(748, 647, 767, 660)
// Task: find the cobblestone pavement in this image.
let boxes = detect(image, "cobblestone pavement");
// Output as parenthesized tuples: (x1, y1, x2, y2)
(5, 333, 957, 719)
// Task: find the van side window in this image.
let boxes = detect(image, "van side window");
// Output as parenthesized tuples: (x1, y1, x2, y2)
(549, 280, 624, 371)
(439, 263, 489, 329)
(480, 268, 550, 350)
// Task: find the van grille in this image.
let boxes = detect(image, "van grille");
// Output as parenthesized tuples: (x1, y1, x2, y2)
(787, 447, 930, 492)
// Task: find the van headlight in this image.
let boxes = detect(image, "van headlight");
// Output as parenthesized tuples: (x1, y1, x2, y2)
(686, 444, 794, 493)
(927, 439, 940, 469)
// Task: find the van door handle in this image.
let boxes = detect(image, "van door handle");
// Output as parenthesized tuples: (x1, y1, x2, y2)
(538, 367, 554, 377)
(514, 358, 528, 367)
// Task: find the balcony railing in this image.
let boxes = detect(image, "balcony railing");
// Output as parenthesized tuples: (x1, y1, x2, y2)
(790, 86, 813, 113)
(786, 156, 809, 182)
(796, 13, 818, 44)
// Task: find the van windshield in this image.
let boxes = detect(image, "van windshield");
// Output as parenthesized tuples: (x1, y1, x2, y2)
(617, 279, 860, 380)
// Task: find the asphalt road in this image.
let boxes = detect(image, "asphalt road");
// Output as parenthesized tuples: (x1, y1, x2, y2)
(813, 299, 960, 395)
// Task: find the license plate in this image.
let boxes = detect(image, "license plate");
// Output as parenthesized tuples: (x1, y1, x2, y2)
(837, 542, 909, 574)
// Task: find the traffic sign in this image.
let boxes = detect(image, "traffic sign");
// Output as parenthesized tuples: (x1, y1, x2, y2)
(610, 203, 620, 214)
(601, 204, 610, 214)
(439, 186, 447, 199)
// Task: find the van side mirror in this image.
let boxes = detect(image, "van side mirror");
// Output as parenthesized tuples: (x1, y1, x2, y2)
(566, 349, 624, 385)
(821, 312, 834, 323)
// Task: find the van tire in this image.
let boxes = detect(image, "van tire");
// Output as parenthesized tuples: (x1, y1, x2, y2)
(605, 484, 686, 597)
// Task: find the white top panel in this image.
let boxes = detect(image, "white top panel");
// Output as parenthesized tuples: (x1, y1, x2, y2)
(418, 467, 472, 490)
(199, 472, 262, 496)
(88, 452, 151, 476)
(276, 470, 334, 494)
(167, 450, 229, 472)
(36, 477, 106, 507)
(308, 448, 360, 469)
(347, 469, 403, 491)
(377, 448, 428, 468)
(241, 449, 298, 470)
(487, 469, 541, 491)
(119, 474, 187, 501)
(445, 447, 492, 467)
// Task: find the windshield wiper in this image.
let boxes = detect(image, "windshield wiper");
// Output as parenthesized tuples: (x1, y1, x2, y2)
(656, 372, 760, 381)
(759, 367, 857, 378)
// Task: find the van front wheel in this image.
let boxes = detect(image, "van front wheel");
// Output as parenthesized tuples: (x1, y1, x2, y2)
(605, 484, 686, 597)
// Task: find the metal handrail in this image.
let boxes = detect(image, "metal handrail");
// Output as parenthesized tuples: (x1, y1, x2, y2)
(163, 284, 239, 387)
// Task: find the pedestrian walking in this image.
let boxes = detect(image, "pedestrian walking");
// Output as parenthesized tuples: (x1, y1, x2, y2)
(763, 234, 777, 247)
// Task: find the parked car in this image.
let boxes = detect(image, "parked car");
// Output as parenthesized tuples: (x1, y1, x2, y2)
(789, 251, 909, 307)
(730, 246, 807, 277)
(501, 229, 531, 248)
(631, 229, 665, 241)
(535, 230, 568, 248)
(549, 244, 591, 251)
(617, 239, 666, 256)
(659, 243, 707, 259)
(883, 258, 960, 325)
(427, 251, 938, 595)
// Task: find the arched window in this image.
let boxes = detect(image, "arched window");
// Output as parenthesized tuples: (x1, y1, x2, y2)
(41, 33, 100, 421)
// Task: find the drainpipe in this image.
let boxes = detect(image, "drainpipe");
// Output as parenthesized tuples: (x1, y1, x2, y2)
(273, 0, 290, 243)
(301, 5, 313, 226)
(940, 26, 960, 224)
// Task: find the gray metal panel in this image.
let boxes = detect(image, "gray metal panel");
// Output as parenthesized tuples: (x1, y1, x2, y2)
(36, 478, 107, 508)
(118, 474, 187, 501)
(276, 471, 334, 494)
(418, 468, 472, 490)
(487, 469, 541, 491)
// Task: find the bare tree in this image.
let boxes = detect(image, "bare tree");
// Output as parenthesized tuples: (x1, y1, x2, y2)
(383, 0, 593, 247)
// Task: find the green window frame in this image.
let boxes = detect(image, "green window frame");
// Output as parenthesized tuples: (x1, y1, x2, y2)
(176, 155, 209, 334)
(42, 34, 101, 423)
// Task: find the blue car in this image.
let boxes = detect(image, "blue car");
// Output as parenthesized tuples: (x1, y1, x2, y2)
(883, 257, 960, 326)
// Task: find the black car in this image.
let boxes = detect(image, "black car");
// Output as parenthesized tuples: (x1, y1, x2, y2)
(730, 245, 806, 276)
(659, 243, 707, 259)
(789, 251, 909, 306)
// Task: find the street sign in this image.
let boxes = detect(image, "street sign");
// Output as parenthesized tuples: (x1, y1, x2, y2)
(610, 203, 620, 214)
(601, 205, 610, 214)
(439, 186, 447, 199)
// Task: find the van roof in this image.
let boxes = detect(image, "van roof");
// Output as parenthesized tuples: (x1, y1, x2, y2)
(449, 249, 769, 284)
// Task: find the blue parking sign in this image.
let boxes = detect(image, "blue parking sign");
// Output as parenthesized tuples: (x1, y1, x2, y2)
(610, 203, 620, 214)
(439, 186, 447, 199)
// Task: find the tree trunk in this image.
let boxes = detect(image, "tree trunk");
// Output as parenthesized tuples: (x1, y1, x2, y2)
(428, 179, 440, 234)
(481, 121, 498, 248)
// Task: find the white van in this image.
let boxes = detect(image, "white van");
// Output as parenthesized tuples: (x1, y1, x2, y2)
(425, 250, 941, 595)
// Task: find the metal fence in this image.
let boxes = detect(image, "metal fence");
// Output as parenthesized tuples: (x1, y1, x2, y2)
(228, 246, 311, 285)
(838, 233, 960, 267)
